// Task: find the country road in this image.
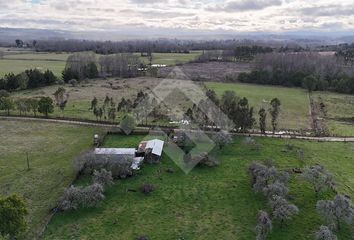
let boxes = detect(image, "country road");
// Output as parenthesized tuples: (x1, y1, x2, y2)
(1, 116, 354, 142)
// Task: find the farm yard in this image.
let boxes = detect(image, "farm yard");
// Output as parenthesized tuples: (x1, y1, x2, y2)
(43, 134, 354, 240)
(0, 119, 103, 239)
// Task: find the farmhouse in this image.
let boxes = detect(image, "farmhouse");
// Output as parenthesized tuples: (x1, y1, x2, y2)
(94, 139, 164, 169)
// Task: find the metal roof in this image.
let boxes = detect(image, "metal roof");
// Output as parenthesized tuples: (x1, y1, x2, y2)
(146, 139, 164, 156)
(94, 148, 136, 155)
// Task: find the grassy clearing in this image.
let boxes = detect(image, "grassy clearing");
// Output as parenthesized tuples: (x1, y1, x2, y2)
(44, 134, 354, 240)
(0, 59, 66, 77)
(313, 91, 354, 136)
(137, 51, 202, 66)
(0, 120, 103, 239)
(206, 82, 311, 131)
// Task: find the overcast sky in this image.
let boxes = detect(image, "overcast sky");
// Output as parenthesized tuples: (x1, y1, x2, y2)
(0, 0, 353, 33)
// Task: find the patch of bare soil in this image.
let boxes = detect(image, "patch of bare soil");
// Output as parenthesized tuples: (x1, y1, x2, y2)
(158, 62, 252, 82)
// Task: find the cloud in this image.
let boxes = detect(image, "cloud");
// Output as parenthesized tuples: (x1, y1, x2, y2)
(0, 0, 353, 34)
(206, 0, 283, 12)
(300, 5, 354, 17)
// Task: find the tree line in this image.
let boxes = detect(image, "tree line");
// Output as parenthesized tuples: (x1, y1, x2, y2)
(237, 52, 354, 94)
(28, 39, 287, 54)
(0, 69, 57, 92)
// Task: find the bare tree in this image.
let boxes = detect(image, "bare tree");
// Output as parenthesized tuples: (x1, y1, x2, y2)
(212, 130, 232, 150)
(53, 87, 69, 116)
(316, 194, 354, 230)
(255, 210, 272, 240)
(301, 165, 336, 198)
(270, 196, 299, 228)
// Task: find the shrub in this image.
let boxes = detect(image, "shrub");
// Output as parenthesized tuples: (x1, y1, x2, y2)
(83, 154, 133, 179)
(0, 195, 28, 239)
(140, 184, 154, 194)
(58, 184, 105, 211)
(92, 169, 113, 187)
(68, 79, 78, 87)
(81, 184, 105, 207)
(58, 186, 83, 211)
(315, 225, 337, 240)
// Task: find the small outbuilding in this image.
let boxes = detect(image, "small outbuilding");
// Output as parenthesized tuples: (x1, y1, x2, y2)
(138, 139, 164, 163)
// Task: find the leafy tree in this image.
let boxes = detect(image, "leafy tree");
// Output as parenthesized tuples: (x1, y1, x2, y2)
(259, 107, 267, 134)
(303, 75, 318, 92)
(38, 97, 54, 117)
(301, 165, 336, 198)
(269, 98, 281, 134)
(0, 97, 14, 115)
(4, 73, 21, 91)
(255, 210, 272, 240)
(0, 195, 28, 238)
(316, 194, 354, 230)
(315, 225, 337, 240)
(270, 196, 299, 227)
(43, 69, 57, 85)
(212, 130, 232, 149)
(120, 114, 136, 135)
(85, 62, 99, 79)
(62, 68, 79, 83)
(25, 69, 45, 89)
(92, 169, 113, 187)
(15, 39, 23, 47)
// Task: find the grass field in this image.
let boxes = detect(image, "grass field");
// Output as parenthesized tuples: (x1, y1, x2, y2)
(0, 120, 103, 239)
(313, 92, 354, 136)
(206, 82, 311, 131)
(0, 49, 201, 77)
(44, 134, 354, 239)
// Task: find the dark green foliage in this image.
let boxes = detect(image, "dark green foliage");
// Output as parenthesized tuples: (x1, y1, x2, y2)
(0, 195, 28, 238)
(62, 68, 79, 83)
(38, 96, 54, 117)
(259, 108, 267, 134)
(269, 98, 281, 134)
